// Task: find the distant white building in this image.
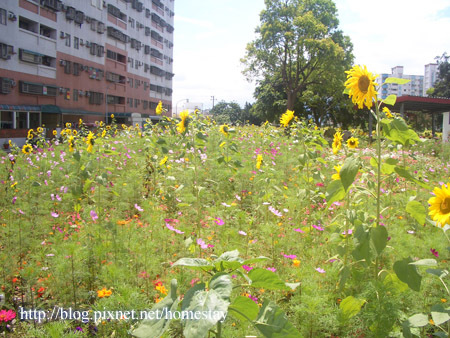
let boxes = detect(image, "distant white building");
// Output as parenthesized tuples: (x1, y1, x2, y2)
(424, 63, 438, 96)
(376, 66, 424, 100)
(174, 101, 204, 116)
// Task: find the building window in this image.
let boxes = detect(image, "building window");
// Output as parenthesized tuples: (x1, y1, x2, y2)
(0, 9, 6, 26)
(74, 37, 79, 49)
(0, 111, 13, 129)
(65, 34, 71, 47)
(30, 112, 40, 129)
(73, 89, 78, 101)
(128, 78, 133, 88)
(16, 112, 27, 129)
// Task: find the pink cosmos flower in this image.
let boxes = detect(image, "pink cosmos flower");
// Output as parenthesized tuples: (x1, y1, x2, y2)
(90, 210, 98, 222)
(312, 224, 324, 231)
(0, 309, 16, 322)
(51, 212, 59, 218)
(213, 217, 224, 225)
(266, 267, 276, 272)
(134, 204, 144, 212)
(430, 248, 439, 258)
(165, 222, 184, 234)
(281, 253, 297, 259)
(242, 265, 253, 272)
(238, 230, 247, 236)
(316, 267, 326, 274)
(294, 228, 305, 233)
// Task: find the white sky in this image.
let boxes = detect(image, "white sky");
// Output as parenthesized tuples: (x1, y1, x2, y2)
(172, 0, 450, 111)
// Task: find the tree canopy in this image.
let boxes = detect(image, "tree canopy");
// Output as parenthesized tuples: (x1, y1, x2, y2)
(431, 52, 450, 98)
(242, 0, 354, 125)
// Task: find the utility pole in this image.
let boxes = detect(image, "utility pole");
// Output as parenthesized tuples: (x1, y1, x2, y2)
(211, 96, 215, 109)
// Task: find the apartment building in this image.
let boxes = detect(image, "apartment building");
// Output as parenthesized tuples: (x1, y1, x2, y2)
(0, 0, 174, 142)
(376, 66, 424, 100)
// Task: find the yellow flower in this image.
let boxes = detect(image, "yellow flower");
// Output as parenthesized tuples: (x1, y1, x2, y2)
(220, 124, 229, 137)
(293, 259, 301, 267)
(156, 101, 163, 115)
(382, 107, 393, 118)
(52, 130, 57, 136)
(159, 156, 168, 166)
(176, 110, 190, 134)
(345, 65, 378, 109)
(256, 154, 263, 169)
(156, 284, 168, 295)
(101, 130, 107, 138)
(97, 288, 112, 298)
(111, 114, 115, 119)
(332, 131, 343, 154)
(280, 109, 295, 127)
(22, 144, 32, 155)
(332, 165, 341, 180)
(66, 122, 72, 128)
(428, 183, 450, 227)
(73, 130, 78, 136)
(68, 136, 75, 152)
(37, 127, 43, 133)
(347, 137, 359, 149)
(79, 119, 83, 125)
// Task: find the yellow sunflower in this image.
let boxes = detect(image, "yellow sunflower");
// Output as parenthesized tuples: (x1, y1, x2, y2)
(156, 101, 163, 115)
(159, 156, 168, 166)
(332, 165, 341, 180)
(280, 109, 295, 127)
(22, 144, 32, 155)
(382, 107, 393, 118)
(220, 124, 229, 137)
(347, 137, 359, 149)
(345, 65, 378, 109)
(428, 183, 450, 227)
(176, 110, 190, 134)
(256, 154, 263, 169)
(332, 131, 343, 154)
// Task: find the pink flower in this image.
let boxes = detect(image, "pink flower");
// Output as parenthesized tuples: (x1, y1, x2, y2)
(165, 223, 184, 234)
(213, 217, 224, 225)
(90, 210, 98, 222)
(134, 204, 143, 212)
(51, 212, 59, 218)
(294, 228, 305, 233)
(238, 230, 247, 236)
(430, 248, 439, 258)
(315, 267, 326, 274)
(266, 267, 276, 272)
(197, 238, 208, 249)
(281, 253, 297, 259)
(190, 278, 200, 286)
(0, 309, 16, 322)
(312, 224, 324, 231)
(269, 206, 282, 217)
(242, 265, 253, 272)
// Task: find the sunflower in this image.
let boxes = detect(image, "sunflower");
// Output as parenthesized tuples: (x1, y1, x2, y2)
(382, 107, 393, 118)
(156, 101, 163, 115)
(52, 130, 57, 136)
(22, 144, 32, 155)
(220, 124, 229, 137)
(280, 109, 295, 127)
(347, 137, 359, 149)
(256, 154, 263, 169)
(332, 165, 341, 180)
(332, 131, 343, 154)
(345, 65, 378, 109)
(68, 136, 75, 152)
(176, 110, 190, 134)
(159, 156, 168, 166)
(428, 183, 450, 227)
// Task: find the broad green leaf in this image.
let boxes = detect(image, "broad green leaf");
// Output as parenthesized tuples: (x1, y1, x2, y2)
(393, 257, 422, 291)
(172, 258, 214, 271)
(339, 296, 366, 321)
(395, 167, 432, 190)
(213, 250, 245, 271)
(254, 299, 301, 338)
(385, 77, 411, 85)
(383, 273, 408, 293)
(248, 268, 290, 290)
(371, 225, 388, 256)
(340, 156, 359, 192)
(370, 157, 378, 167)
(73, 150, 81, 162)
(382, 94, 397, 106)
(181, 283, 205, 311)
(182, 273, 232, 338)
(406, 201, 426, 225)
(242, 256, 270, 266)
(132, 279, 179, 338)
(352, 225, 372, 264)
(326, 179, 345, 205)
(381, 118, 420, 146)
(426, 268, 449, 279)
(409, 259, 437, 267)
(406, 313, 428, 327)
(431, 304, 450, 325)
(229, 296, 259, 322)
(381, 157, 398, 175)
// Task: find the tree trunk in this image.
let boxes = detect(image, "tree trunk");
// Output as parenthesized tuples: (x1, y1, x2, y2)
(287, 91, 296, 110)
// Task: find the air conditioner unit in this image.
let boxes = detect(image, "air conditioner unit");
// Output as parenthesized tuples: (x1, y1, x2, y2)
(60, 31, 65, 38)
(11, 80, 16, 87)
(79, 90, 84, 96)
(80, 39, 84, 46)
(85, 41, 90, 47)
(59, 59, 66, 66)
(8, 12, 17, 21)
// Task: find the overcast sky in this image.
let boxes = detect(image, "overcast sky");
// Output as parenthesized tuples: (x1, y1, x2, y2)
(172, 0, 450, 111)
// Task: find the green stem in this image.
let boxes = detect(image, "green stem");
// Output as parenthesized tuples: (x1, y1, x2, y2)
(375, 101, 382, 280)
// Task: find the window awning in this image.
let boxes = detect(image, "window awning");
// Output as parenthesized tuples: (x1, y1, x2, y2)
(41, 105, 61, 113)
(60, 108, 104, 116)
(0, 104, 41, 111)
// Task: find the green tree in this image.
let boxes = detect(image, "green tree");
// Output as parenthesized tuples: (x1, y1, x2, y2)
(431, 52, 450, 98)
(210, 101, 243, 125)
(242, 0, 353, 113)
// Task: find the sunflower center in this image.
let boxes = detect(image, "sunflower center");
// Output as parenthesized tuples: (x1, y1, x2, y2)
(358, 75, 370, 94)
(440, 197, 450, 214)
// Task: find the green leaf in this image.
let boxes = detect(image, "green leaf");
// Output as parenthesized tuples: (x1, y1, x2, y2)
(395, 167, 432, 190)
(181, 283, 205, 311)
(339, 296, 366, 321)
(213, 250, 244, 271)
(407, 313, 428, 327)
(371, 225, 388, 256)
(382, 94, 397, 106)
(182, 273, 232, 338)
(385, 77, 411, 85)
(340, 156, 359, 192)
(426, 268, 449, 279)
(381, 157, 398, 175)
(254, 299, 301, 338)
(393, 257, 422, 291)
(352, 225, 372, 264)
(409, 259, 437, 267)
(132, 279, 179, 338)
(383, 273, 409, 293)
(73, 151, 81, 162)
(248, 268, 290, 291)
(406, 201, 426, 225)
(171, 258, 214, 271)
(431, 303, 450, 326)
(229, 296, 259, 322)
(381, 118, 420, 146)
(326, 179, 345, 205)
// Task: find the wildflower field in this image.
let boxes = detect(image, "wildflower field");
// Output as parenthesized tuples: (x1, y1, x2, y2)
(1, 71, 450, 337)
